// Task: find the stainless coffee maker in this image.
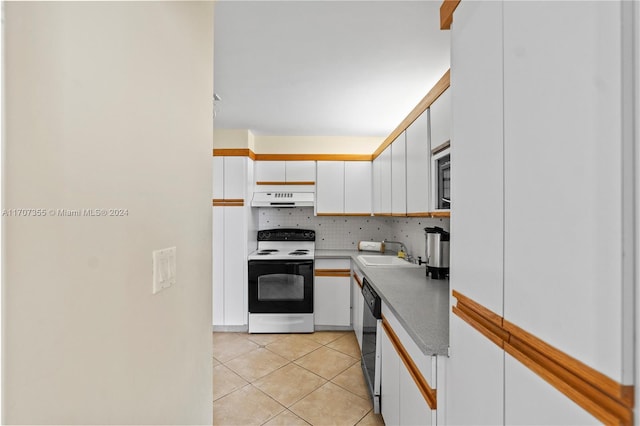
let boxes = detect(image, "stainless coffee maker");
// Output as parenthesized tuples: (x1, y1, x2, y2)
(424, 227, 450, 279)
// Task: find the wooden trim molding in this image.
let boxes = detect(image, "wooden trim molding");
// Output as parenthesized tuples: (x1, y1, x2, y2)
(212, 199, 245, 207)
(382, 315, 437, 409)
(315, 269, 351, 278)
(352, 273, 363, 289)
(429, 211, 451, 218)
(440, 0, 461, 30)
(317, 213, 372, 217)
(452, 290, 634, 425)
(373, 70, 450, 160)
(373, 213, 394, 217)
(255, 181, 315, 186)
(254, 154, 373, 161)
(213, 148, 256, 160)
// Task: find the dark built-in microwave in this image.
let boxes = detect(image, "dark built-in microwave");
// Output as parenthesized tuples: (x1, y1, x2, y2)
(434, 150, 450, 210)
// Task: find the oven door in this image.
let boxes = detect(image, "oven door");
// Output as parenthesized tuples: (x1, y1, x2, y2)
(248, 260, 314, 313)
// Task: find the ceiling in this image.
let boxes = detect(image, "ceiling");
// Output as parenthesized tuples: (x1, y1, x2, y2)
(213, 1, 450, 137)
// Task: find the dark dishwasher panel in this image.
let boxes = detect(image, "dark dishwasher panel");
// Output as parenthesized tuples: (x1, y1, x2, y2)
(361, 277, 381, 413)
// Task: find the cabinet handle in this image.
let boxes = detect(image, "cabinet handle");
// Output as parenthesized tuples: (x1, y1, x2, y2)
(452, 290, 634, 425)
(352, 273, 363, 289)
(382, 315, 437, 409)
(314, 269, 350, 277)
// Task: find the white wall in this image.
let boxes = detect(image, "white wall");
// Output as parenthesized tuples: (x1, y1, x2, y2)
(254, 135, 382, 154)
(3, 2, 213, 424)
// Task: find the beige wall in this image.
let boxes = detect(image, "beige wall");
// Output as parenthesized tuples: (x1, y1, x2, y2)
(3, 2, 213, 424)
(213, 129, 383, 155)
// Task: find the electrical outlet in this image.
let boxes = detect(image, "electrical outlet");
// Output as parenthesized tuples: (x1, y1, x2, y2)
(153, 247, 176, 294)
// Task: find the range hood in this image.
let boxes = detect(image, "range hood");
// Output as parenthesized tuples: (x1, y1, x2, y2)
(251, 191, 314, 208)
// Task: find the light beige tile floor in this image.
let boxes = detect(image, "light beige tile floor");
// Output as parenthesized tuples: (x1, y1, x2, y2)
(213, 331, 385, 426)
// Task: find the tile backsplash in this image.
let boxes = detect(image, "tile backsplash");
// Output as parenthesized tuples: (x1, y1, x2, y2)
(258, 208, 449, 258)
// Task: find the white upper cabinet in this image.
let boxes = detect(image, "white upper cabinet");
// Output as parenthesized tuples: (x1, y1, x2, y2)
(213, 156, 247, 200)
(502, 0, 628, 383)
(316, 161, 372, 215)
(344, 161, 372, 215)
(372, 154, 382, 214)
(284, 161, 316, 182)
(406, 110, 430, 214)
(254, 161, 285, 182)
(390, 132, 406, 215)
(378, 146, 392, 215)
(429, 88, 451, 150)
(254, 160, 315, 183)
(316, 161, 344, 214)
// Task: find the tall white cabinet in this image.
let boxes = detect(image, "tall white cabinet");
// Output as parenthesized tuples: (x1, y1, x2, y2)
(212, 154, 256, 328)
(448, 1, 635, 424)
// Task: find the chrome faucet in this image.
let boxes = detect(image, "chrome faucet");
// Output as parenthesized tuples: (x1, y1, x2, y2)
(382, 239, 411, 262)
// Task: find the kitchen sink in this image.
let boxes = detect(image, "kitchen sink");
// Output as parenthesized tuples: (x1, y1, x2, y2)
(357, 255, 420, 267)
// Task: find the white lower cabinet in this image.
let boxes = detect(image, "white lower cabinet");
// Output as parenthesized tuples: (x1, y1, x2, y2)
(314, 258, 351, 327)
(351, 263, 364, 348)
(381, 304, 436, 426)
(381, 327, 401, 425)
(212, 205, 248, 326)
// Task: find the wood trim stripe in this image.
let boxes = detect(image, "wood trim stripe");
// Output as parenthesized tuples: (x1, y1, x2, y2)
(317, 213, 372, 217)
(315, 269, 351, 277)
(451, 291, 634, 425)
(254, 154, 373, 161)
(373, 70, 450, 160)
(213, 148, 256, 160)
(429, 211, 451, 218)
(373, 213, 394, 217)
(255, 181, 315, 186)
(212, 199, 245, 207)
(440, 0, 461, 30)
(352, 273, 363, 289)
(382, 315, 437, 409)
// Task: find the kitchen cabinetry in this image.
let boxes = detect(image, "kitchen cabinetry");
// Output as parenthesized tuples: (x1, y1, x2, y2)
(314, 258, 351, 328)
(405, 110, 430, 215)
(378, 146, 392, 215)
(380, 303, 436, 426)
(213, 206, 248, 326)
(429, 88, 451, 151)
(316, 161, 371, 215)
(212, 155, 255, 327)
(391, 133, 407, 216)
(213, 156, 246, 200)
(351, 263, 364, 349)
(448, 0, 634, 423)
(254, 160, 315, 184)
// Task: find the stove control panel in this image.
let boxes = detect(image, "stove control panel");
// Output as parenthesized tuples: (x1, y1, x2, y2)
(257, 228, 315, 242)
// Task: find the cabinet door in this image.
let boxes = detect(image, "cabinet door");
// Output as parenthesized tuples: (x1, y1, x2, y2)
(254, 161, 285, 183)
(213, 157, 224, 199)
(379, 145, 392, 215)
(399, 364, 433, 426)
(224, 157, 246, 200)
(316, 161, 345, 215)
(344, 161, 372, 215)
(429, 88, 451, 150)
(446, 312, 504, 425)
(447, 1, 506, 424)
(212, 206, 225, 325)
(406, 111, 430, 214)
(381, 326, 400, 426)
(223, 206, 247, 325)
(372, 155, 382, 214)
(391, 132, 407, 216)
(285, 161, 315, 182)
(502, 0, 626, 382)
(314, 275, 351, 326)
(504, 355, 599, 425)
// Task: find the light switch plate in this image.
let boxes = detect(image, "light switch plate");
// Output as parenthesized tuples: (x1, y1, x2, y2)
(153, 246, 176, 294)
